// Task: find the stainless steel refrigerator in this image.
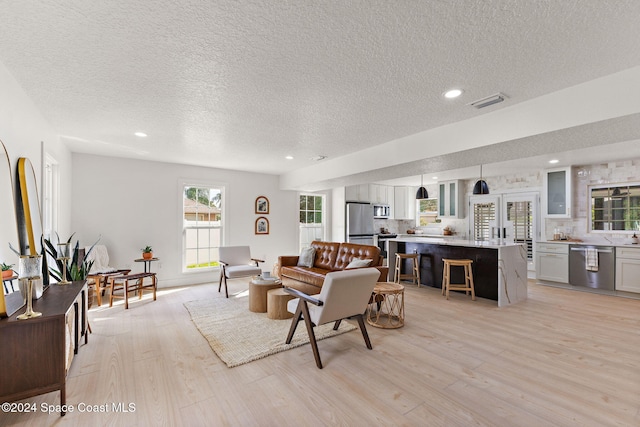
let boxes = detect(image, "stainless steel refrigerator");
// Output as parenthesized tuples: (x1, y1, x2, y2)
(346, 202, 374, 245)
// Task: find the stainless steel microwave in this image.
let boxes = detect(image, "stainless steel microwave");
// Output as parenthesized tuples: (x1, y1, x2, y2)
(373, 204, 390, 219)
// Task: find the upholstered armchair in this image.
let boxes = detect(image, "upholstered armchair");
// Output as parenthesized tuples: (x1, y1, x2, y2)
(218, 246, 264, 298)
(284, 268, 379, 369)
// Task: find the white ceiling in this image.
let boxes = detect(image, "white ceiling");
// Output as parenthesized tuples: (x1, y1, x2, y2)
(1, 1, 640, 190)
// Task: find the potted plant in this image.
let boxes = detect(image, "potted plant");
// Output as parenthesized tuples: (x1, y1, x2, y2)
(43, 233, 98, 282)
(1, 262, 14, 279)
(141, 246, 153, 260)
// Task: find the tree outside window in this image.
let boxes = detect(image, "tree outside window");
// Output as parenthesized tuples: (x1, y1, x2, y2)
(300, 195, 322, 224)
(418, 198, 438, 226)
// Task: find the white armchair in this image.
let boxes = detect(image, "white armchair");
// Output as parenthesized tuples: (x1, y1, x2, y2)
(218, 246, 264, 298)
(284, 268, 380, 369)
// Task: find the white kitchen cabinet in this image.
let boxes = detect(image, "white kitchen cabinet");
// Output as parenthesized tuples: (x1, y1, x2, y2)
(543, 167, 572, 218)
(535, 242, 569, 283)
(393, 186, 416, 220)
(368, 184, 393, 204)
(615, 247, 640, 293)
(345, 184, 370, 202)
(438, 180, 464, 218)
(346, 184, 394, 204)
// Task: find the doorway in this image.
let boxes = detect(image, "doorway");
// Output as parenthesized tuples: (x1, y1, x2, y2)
(469, 192, 539, 272)
(299, 193, 326, 250)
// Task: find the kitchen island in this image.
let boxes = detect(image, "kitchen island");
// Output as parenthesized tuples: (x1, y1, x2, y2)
(388, 237, 528, 307)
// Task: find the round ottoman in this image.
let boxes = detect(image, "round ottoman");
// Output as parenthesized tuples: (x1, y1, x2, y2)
(267, 288, 295, 320)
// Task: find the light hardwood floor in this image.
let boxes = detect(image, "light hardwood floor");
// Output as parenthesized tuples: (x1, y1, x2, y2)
(2, 279, 639, 427)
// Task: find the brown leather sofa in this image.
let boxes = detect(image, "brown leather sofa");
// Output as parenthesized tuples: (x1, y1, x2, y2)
(277, 241, 388, 295)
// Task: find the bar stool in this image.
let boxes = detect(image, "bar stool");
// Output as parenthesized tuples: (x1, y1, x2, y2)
(442, 259, 475, 300)
(394, 253, 421, 287)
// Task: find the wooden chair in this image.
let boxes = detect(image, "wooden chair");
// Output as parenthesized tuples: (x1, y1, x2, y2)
(83, 245, 130, 306)
(218, 246, 264, 298)
(284, 268, 380, 369)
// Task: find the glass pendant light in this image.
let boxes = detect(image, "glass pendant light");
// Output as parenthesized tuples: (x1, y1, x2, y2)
(416, 174, 429, 199)
(472, 164, 490, 195)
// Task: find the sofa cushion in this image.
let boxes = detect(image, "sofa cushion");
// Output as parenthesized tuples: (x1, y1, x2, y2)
(346, 258, 372, 269)
(333, 243, 381, 270)
(280, 265, 329, 288)
(310, 241, 340, 270)
(297, 247, 316, 267)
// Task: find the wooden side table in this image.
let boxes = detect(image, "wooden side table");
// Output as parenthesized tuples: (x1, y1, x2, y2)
(248, 278, 282, 313)
(134, 257, 159, 273)
(267, 288, 294, 319)
(367, 282, 405, 329)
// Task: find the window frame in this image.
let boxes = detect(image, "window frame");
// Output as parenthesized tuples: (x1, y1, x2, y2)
(588, 182, 640, 233)
(417, 198, 438, 227)
(180, 179, 226, 273)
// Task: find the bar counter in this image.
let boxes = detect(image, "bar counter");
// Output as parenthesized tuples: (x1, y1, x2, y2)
(388, 237, 528, 307)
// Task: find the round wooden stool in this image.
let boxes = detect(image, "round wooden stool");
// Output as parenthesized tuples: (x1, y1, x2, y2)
(442, 259, 475, 300)
(267, 288, 294, 320)
(249, 279, 282, 312)
(394, 253, 421, 286)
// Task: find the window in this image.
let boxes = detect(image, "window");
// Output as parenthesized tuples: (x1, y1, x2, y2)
(299, 194, 325, 249)
(183, 185, 223, 270)
(418, 198, 438, 226)
(590, 184, 640, 232)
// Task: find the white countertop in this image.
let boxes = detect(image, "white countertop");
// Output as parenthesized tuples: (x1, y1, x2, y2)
(537, 240, 640, 248)
(390, 236, 524, 249)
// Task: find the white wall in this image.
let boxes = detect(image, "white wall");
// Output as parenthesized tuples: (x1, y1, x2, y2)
(0, 61, 73, 267)
(71, 153, 299, 288)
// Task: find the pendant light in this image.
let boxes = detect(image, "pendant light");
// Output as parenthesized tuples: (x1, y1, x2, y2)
(416, 174, 429, 199)
(472, 164, 490, 195)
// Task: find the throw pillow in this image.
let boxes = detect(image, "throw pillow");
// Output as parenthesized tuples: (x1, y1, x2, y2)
(297, 247, 316, 268)
(346, 258, 372, 269)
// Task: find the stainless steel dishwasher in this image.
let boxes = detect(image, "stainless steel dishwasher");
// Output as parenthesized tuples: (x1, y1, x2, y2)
(569, 245, 615, 290)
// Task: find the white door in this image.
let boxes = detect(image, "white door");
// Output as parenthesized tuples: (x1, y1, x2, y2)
(503, 192, 539, 271)
(299, 193, 326, 250)
(469, 195, 501, 241)
(470, 192, 539, 272)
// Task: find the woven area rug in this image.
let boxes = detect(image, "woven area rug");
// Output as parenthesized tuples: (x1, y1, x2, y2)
(184, 295, 356, 368)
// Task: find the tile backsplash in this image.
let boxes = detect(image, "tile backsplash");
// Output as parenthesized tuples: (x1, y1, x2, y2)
(370, 157, 640, 243)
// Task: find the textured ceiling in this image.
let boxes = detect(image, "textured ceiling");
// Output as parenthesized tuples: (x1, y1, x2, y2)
(1, 1, 640, 188)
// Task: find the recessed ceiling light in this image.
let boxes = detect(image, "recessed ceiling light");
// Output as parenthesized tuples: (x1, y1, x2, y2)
(549, 159, 559, 164)
(432, 177, 438, 180)
(285, 155, 294, 160)
(134, 132, 147, 137)
(443, 89, 463, 99)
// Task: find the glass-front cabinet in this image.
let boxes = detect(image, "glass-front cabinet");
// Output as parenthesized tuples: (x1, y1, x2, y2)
(438, 180, 463, 218)
(543, 167, 572, 218)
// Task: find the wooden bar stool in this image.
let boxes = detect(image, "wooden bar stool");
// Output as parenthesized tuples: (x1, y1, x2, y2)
(394, 253, 421, 287)
(442, 259, 475, 300)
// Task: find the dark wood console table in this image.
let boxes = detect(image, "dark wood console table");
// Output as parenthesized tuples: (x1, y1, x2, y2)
(0, 280, 88, 416)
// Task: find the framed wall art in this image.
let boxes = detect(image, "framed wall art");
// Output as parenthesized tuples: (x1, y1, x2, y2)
(255, 216, 269, 235)
(255, 196, 269, 214)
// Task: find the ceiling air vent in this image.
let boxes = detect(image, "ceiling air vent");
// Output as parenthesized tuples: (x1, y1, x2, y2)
(469, 93, 507, 109)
